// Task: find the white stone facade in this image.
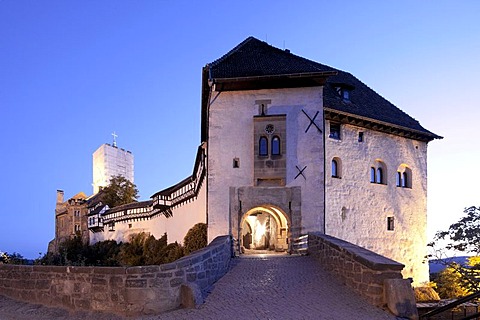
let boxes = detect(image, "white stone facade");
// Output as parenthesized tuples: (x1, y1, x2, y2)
(207, 87, 325, 243)
(325, 121, 429, 284)
(92, 143, 134, 194)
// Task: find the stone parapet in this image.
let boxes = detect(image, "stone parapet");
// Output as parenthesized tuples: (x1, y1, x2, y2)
(308, 232, 405, 307)
(0, 235, 232, 316)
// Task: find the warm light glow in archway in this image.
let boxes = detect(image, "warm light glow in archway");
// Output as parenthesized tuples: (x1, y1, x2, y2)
(241, 205, 290, 252)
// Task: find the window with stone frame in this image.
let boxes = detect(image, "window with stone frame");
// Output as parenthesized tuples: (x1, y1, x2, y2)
(329, 123, 341, 140)
(370, 160, 387, 185)
(259, 136, 268, 156)
(271, 136, 281, 155)
(332, 157, 342, 178)
(387, 217, 395, 231)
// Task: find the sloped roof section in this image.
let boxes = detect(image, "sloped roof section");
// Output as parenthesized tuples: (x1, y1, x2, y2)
(210, 36, 336, 78)
(207, 37, 441, 141)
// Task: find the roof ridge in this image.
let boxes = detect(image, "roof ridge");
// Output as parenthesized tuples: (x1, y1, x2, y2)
(209, 36, 257, 67)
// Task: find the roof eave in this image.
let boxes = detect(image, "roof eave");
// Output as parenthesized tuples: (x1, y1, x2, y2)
(211, 71, 337, 91)
(324, 108, 443, 142)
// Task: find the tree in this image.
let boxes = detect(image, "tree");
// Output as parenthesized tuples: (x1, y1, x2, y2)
(429, 206, 480, 297)
(0, 251, 27, 265)
(183, 223, 207, 255)
(102, 175, 139, 208)
(435, 263, 470, 299)
(434, 206, 480, 254)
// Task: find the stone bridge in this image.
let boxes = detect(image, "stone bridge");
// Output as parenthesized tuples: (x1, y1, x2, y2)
(0, 234, 418, 319)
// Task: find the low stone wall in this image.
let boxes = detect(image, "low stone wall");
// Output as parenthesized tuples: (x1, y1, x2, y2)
(308, 232, 404, 307)
(0, 235, 232, 316)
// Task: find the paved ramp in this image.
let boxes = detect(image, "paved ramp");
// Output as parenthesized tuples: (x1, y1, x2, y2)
(157, 254, 397, 320)
(0, 254, 399, 319)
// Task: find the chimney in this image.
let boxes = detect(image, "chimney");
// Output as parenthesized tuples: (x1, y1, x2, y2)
(56, 190, 64, 204)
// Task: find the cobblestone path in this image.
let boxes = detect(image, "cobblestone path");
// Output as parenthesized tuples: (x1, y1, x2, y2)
(151, 254, 398, 320)
(0, 254, 399, 319)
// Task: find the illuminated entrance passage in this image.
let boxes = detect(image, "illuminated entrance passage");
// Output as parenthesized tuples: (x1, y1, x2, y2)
(240, 206, 289, 252)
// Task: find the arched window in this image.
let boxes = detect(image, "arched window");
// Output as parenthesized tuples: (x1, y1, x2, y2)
(332, 160, 338, 177)
(396, 165, 412, 189)
(332, 157, 342, 178)
(376, 168, 383, 184)
(259, 136, 268, 156)
(271, 136, 280, 155)
(371, 160, 387, 185)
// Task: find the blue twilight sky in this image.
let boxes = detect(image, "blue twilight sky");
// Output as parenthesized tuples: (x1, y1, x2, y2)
(1, 1, 479, 259)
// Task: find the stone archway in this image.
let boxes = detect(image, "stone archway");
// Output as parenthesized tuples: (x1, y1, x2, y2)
(240, 205, 290, 252)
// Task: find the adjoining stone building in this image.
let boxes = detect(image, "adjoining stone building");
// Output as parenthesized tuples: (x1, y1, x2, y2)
(48, 190, 89, 253)
(52, 37, 440, 285)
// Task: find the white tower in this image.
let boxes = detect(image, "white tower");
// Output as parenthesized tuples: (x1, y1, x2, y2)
(92, 133, 134, 194)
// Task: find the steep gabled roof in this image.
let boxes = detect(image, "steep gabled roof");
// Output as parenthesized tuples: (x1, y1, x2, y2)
(209, 36, 336, 78)
(206, 37, 441, 141)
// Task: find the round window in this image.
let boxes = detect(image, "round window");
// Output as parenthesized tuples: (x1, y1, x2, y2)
(265, 124, 275, 134)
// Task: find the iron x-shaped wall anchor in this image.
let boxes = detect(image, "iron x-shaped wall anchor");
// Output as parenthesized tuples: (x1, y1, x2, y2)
(295, 165, 307, 180)
(301, 109, 322, 133)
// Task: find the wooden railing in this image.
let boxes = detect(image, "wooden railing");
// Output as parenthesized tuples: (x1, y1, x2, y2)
(420, 291, 480, 320)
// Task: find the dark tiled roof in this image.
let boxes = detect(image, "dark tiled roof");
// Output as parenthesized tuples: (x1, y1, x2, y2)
(210, 37, 336, 78)
(108, 200, 153, 213)
(208, 37, 440, 140)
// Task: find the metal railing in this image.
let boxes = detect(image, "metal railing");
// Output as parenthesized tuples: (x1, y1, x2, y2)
(420, 291, 480, 320)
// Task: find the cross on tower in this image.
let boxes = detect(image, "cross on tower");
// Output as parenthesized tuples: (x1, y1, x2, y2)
(112, 131, 118, 147)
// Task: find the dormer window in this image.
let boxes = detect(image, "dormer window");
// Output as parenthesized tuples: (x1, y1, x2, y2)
(342, 89, 350, 101)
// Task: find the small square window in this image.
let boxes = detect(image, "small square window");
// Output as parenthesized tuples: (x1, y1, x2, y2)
(358, 132, 364, 142)
(233, 158, 240, 168)
(387, 217, 395, 231)
(329, 123, 341, 140)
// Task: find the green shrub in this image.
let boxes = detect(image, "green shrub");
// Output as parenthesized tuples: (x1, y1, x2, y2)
(183, 223, 207, 255)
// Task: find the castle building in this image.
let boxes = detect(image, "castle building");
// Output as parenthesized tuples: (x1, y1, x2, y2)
(48, 190, 89, 253)
(92, 142, 134, 194)
(83, 37, 440, 285)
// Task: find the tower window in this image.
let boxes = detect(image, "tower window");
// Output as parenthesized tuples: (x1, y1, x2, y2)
(396, 166, 412, 189)
(233, 158, 240, 168)
(376, 168, 383, 184)
(402, 172, 408, 188)
(329, 123, 341, 140)
(332, 160, 338, 178)
(259, 136, 268, 156)
(370, 167, 376, 183)
(358, 132, 364, 142)
(332, 157, 342, 178)
(371, 161, 387, 185)
(387, 217, 395, 231)
(271, 136, 281, 155)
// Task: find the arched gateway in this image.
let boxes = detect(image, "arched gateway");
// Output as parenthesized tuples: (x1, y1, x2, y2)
(240, 205, 290, 252)
(228, 186, 302, 255)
